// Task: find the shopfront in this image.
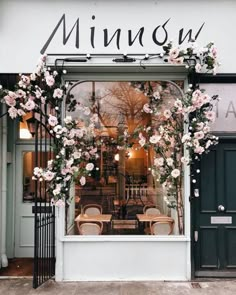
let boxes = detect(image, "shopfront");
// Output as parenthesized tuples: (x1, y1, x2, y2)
(0, 0, 236, 287)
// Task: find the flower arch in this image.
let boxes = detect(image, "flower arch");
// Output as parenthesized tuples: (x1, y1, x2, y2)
(0, 41, 220, 234)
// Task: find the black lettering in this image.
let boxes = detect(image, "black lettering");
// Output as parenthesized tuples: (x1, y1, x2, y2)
(152, 19, 170, 46)
(178, 23, 205, 45)
(90, 27, 95, 48)
(215, 100, 219, 118)
(128, 27, 144, 47)
(103, 29, 121, 50)
(226, 101, 236, 118)
(90, 15, 95, 48)
(40, 14, 80, 54)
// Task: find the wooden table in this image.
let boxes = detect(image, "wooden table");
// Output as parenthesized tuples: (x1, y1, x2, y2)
(75, 214, 113, 234)
(136, 214, 174, 223)
(136, 214, 174, 233)
(75, 214, 112, 223)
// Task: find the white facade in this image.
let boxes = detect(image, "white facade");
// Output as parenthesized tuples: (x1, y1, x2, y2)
(0, 0, 236, 282)
(0, 0, 236, 73)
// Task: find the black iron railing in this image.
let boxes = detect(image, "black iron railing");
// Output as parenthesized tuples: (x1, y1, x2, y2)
(33, 102, 56, 288)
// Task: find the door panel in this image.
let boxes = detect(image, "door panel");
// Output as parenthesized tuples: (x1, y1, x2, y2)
(194, 140, 236, 277)
(225, 227, 236, 268)
(225, 150, 236, 211)
(199, 227, 218, 268)
(15, 146, 35, 257)
(200, 150, 217, 212)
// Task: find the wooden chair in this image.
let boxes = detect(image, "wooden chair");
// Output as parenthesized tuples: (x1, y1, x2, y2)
(77, 221, 103, 235)
(82, 204, 102, 216)
(143, 205, 161, 234)
(143, 205, 161, 215)
(149, 217, 174, 235)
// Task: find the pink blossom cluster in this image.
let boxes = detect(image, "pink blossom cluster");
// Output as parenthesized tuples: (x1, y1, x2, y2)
(31, 115, 99, 203)
(166, 41, 219, 75)
(1, 54, 65, 120)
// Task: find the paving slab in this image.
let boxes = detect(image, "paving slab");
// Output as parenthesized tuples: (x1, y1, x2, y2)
(0, 279, 236, 295)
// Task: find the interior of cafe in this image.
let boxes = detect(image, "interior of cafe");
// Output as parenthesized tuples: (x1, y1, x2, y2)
(66, 80, 184, 236)
(21, 80, 184, 236)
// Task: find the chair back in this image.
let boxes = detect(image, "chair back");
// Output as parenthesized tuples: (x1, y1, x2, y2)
(150, 218, 174, 235)
(144, 207, 161, 216)
(83, 204, 102, 216)
(77, 221, 103, 235)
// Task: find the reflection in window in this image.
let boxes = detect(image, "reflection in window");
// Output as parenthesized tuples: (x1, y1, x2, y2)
(19, 114, 32, 139)
(65, 81, 184, 236)
(23, 152, 51, 202)
(19, 108, 56, 140)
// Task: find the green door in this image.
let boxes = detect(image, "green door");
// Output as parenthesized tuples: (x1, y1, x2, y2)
(194, 139, 236, 277)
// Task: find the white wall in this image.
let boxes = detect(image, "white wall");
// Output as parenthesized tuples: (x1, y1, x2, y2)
(56, 205, 191, 281)
(0, 115, 2, 268)
(62, 239, 190, 281)
(0, 0, 236, 73)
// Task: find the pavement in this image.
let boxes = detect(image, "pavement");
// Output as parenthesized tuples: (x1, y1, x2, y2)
(1, 279, 236, 295)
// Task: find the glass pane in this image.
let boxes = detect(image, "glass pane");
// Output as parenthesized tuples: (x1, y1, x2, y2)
(66, 81, 184, 235)
(19, 114, 33, 140)
(19, 107, 56, 140)
(23, 151, 51, 202)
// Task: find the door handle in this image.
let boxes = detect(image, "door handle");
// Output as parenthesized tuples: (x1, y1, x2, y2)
(218, 205, 225, 212)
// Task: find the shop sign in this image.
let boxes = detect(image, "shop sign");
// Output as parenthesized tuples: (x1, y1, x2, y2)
(40, 14, 204, 54)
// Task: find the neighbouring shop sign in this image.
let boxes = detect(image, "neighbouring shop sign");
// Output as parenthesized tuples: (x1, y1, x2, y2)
(202, 84, 236, 133)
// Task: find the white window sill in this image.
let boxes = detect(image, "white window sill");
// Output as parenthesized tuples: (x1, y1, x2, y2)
(60, 235, 191, 243)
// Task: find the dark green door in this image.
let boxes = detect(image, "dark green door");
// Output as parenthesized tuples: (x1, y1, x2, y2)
(194, 139, 236, 277)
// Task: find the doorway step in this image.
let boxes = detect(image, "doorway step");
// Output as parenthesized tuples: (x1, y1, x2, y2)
(0, 258, 33, 276)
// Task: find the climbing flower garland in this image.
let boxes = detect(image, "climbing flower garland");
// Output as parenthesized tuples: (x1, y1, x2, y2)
(0, 41, 219, 218)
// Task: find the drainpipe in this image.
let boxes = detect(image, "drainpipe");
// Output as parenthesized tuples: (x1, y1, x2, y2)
(1, 104, 8, 267)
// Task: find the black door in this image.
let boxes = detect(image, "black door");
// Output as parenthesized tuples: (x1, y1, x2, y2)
(193, 139, 236, 277)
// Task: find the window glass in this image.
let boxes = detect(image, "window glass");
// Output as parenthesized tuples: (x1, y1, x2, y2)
(66, 81, 184, 235)
(23, 151, 51, 202)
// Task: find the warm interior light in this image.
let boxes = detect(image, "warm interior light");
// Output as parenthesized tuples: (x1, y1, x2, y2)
(126, 151, 132, 159)
(20, 128, 32, 139)
(19, 113, 33, 139)
(114, 153, 119, 161)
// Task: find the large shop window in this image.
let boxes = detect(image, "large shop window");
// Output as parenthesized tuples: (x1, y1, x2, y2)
(66, 80, 185, 236)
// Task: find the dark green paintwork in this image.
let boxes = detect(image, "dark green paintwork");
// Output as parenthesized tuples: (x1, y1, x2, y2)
(193, 140, 236, 276)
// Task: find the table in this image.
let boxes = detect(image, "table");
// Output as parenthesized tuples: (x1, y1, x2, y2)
(75, 214, 113, 234)
(136, 214, 174, 234)
(75, 214, 112, 223)
(136, 214, 174, 223)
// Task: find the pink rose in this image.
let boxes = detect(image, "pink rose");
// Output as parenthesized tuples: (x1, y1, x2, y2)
(86, 163, 94, 171)
(194, 146, 205, 154)
(80, 176, 86, 186)
(48, 115, 58, 127)
(43, 171, 55, 181)
(4, 95, 16, 107)
(205, 111, 216, 122)
(143, 103, 152, 113)
(150, 135, 161, 144)
(8, 107, 18, 118)
(195, 63, 202, 73)
(24, 100, 35, 111)
(169, 48, 180, 59)
(163, 109, 172, 119)
(194, 131, 205, 140)
(53, 88, 63, 98)
(171, 169, 180, 178)
(46, 75, 55, 87)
